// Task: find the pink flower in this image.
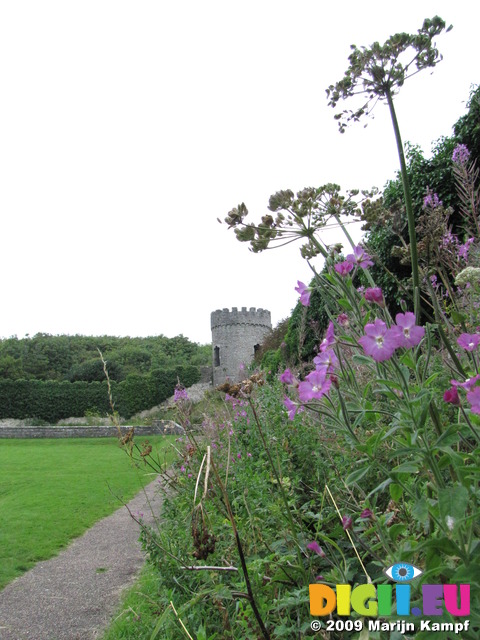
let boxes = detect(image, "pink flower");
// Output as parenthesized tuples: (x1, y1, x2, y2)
(284, 396, 300, 421)
(346, 245, 374, 268)
(174, 387, 189, 402)
(313, 349, 338, 372)
(334, 261, 354, 277)
(298, 367, 332, 402)
(295, 281, 311, 307)
(443, 387, 460, 405)
(451, 374, 480, 390)
(452, 143, 470, 165)
(457, 333, 480, 352)
(466, 386, 480, 414)
(360, 509, 373, 520)
(391, 312, 425, 348)
(458, 238, 474, 261)
(423, 190, 442, 210)
(307, 541, 326, 557)
(279, 368, 295, 385)
(319, 321, 335, 352)
(364, 287, 384, 306)
(337, 313, 349, 327)
(358, 319, 400, 362)
(342, 515, 353, 530)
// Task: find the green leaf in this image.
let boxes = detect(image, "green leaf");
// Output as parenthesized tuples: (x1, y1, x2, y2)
(392, 461, 421, 474)
(388, 523, 406, 542)
(450, 310, 466, 324)
(338, 298, 353, 310)
(412, 497, 429, 525)
(352, 354, 374, 366)
(438, 485, 469, 524)
(389, 483, 403, 501)
(366, 477, 392, 498)
(400, 352, 416, 370)
(346, 467, 369, 485)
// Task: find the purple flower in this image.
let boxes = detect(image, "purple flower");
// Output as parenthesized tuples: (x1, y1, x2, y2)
(443, 387, 460, 406)
(458, 238, 474, 261)
(364, 287, 384, 307)
(452, 143, 470, 165)
(298, 367, 332, 402)
(346, 245, 374, 268)
(319, 321, 335, 352)
(279, 368, 295, 385)
(342, 515, 353, 530)
(284, 396, 299, 421)
(360, 509, 373, 520)
(174, 387, 189, 402)
(334, 261, 354, 277)
(391, 312, 425, 348)
(337, 313, 349, 327)
(307, 541, 326, 557)
(313, 349, 338, 372)
(451, 374, 480, 390)
(295, 281, 311, 307)
(457, 333, 480, 352)
(423, 190, 442, 210)
(466, 386, 480, 414)
(358, 319, 400, 362)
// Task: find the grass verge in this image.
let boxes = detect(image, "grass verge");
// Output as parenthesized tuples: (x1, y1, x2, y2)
(100, 563, 162, 640)
(0, 435, 175, 589)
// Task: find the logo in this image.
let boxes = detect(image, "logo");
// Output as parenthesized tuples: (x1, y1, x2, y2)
(309, 562, 471, 634)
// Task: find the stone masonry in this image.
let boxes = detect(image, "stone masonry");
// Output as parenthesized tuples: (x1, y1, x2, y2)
(211, 307, 272, 386)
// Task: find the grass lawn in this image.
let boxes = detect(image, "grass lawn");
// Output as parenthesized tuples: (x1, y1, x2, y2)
(0, 436, 175, 590)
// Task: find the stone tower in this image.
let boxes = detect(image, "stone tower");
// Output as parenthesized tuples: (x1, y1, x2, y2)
(211, 307, 272, 386)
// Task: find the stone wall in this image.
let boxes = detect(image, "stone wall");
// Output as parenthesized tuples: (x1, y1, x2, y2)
(211, 307, 272, 386)
(0, 420, 184, 439)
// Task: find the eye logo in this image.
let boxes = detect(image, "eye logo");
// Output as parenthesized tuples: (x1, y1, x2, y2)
(384, 562, 423, 582)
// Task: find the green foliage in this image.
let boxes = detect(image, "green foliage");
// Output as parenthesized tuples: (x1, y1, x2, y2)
(0, 333, 210, 382)
(0, 365, 200, 421)
(283, 285, 329, 365)
(361, 86, 480, 313)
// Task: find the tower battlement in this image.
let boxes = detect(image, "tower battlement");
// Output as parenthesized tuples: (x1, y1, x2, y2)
(211, 307, 272, 386)
(211, 307, 271, 330)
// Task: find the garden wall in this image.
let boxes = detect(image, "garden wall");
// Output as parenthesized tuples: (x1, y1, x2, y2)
(0, 420, 184, 439)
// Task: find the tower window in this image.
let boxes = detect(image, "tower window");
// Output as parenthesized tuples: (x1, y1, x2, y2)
(214, 346, 220, 367)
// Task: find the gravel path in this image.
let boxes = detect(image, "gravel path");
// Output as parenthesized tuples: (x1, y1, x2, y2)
(0, 478, 164, 640)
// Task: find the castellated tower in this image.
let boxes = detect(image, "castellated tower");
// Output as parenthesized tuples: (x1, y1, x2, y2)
(211, 307, 272, 386)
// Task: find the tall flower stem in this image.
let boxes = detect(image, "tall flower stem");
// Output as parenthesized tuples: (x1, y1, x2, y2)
(385, 87, 421, 322)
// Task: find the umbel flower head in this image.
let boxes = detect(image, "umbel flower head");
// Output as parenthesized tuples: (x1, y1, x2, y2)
(455, 267, 480, 287)
(326, 16, 451, 133)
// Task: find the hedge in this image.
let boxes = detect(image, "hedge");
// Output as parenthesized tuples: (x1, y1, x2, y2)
(0, 365, 200, 422)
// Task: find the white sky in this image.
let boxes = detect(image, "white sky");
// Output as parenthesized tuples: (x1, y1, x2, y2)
(0, 1, 478, 345)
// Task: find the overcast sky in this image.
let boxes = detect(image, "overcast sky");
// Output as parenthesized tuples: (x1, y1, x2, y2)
(0, 1, 478, 345)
